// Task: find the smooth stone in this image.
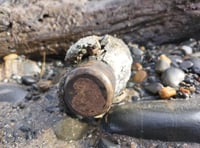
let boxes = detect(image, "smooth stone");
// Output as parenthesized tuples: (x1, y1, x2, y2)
(31, 95, 41, 101)
(19, 125, 31, 133)
(45, 93, 56, 100)
(133, 86, 149, 98)
(180, 60, 193, 71)
(22, 60, 41, 76)
(0, 83, 28, 102)
(193, 71, 200, 78)
(180, 45, 193, 55)
(169, 55, 183, 64)
(191, 58, 200, 75)
(132, 70, 147, 83)
(159, 86, 176, 99)
(129, 44, 144, 56)
(159, 54, 171, 64)
(21, 76, 38, 85)
(155, 60, 170, 73)
(169, 55, 183, 68)
(147, 76, 159, 83)
(37, 80, 52, 91)
(132, 62, 143, 71)
(97, 138, 120, 148)
(53, 117, 89, 141)
(132, 96, 140, 101)
(3, 53, 18, 61)
(129, 44, 144, 62)
(45, 105, 60, 113)
(161, 67, 185, 88)
(144, 83, 164, 94)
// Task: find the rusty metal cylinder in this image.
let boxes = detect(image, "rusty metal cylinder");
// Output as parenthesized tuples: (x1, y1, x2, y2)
(59, 35, 132, 117)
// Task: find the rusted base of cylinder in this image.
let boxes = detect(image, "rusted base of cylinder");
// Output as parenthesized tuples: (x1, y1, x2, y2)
(65, 74, 107, 116)
(63, 60, 115, 117)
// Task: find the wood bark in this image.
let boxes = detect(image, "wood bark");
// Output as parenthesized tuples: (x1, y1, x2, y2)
(0, 0, 200, 58)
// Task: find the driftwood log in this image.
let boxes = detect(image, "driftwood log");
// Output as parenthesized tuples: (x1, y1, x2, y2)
(0, 0, 200, 58)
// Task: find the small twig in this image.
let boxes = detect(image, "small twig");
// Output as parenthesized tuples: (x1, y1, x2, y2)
(40, 50, 46, 78)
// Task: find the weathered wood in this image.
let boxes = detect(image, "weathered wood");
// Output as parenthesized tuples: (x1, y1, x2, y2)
(0, 0, 200, 58)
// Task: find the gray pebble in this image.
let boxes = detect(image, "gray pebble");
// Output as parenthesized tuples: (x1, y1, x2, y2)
(169, 55, 183, 64)
(180, 60, 193, 71)
(21, 76, 38, 85)
(45, 106, 60, 113)
(147, 76, 159, 83)
(129, 45, 144, 56)
(0, 83, 28, 103)
(155, 60, 170, 73)
(129, 44, 144, 62)
(181, 45, 193, 55)
(161, 67, 185, 88)
(191, 58, 200, 75)
(19, 125, 31, 133)
(32, 95, 41, 101)
(169, 55, 183, 68)
(144, 83, 164, 94)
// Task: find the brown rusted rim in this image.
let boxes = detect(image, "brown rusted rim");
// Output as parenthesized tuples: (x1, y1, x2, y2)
(63, 60, 115, 117)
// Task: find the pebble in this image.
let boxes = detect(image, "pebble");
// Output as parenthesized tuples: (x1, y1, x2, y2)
(0, 83, 28, 102)
(45, 106, 60, 113)
(159, 54, 171, 64)
(191, 58, 200, 75)
(147, 76, 159, 83)
(3, 53, 18, 61)
(132, 96, 140, 101)
(32, 95, 41, 101)
(161, 67, 185, 88)
(132, 62, 143, 71)
(180, 45, 193, 55)
(189, 86, 196, 93)
(21, 76, 38, 85)
(184, 74, 194, 84)
(53, 117, 89, 141)
(129, 44, 144, 62)
(159, 86, 176, 99)
(37, 80, 52, 92)
(155, 60, 170, 73)
(132, 70, 147, 83)
(45, 93, 56, 101)
(180, 60, 194, 71)
(144, 83, 164, 94)
(169, 55, 183, 64)
(25, 93, 32, 101)
(22, 60, 41, 76)
(179, 87, 190, 95)
(19, 125, 31, 133)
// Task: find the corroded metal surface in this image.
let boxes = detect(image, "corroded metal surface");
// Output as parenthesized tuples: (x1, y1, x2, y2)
(63, 61, 115, 117)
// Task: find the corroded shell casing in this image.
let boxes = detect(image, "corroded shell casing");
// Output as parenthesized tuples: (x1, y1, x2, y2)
(59, 35, 132, 117)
